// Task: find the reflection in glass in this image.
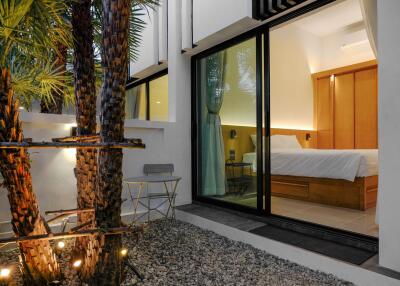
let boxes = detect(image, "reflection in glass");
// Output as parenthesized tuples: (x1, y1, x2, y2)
(198, 38, 258, 208)
(125, 83, 147, 120)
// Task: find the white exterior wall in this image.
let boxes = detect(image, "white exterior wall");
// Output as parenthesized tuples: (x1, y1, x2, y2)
(377, 0, 400, 273)
(192, 0, 252, 44)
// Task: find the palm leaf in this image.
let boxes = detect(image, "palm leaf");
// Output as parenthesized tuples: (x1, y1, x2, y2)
(0, 0, 73, 108)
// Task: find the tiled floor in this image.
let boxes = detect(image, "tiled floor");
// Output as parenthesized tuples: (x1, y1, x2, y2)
(271, 196, 379, 237)
(216, 193, 378, 237)
(177, 203, 400, 283)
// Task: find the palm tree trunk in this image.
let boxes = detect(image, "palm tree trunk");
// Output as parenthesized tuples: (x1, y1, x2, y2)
(40, 43, 67, 114)
(0, 69, 60, 285)
(91, 0, 131, 284)
(71, 0, 99, 281)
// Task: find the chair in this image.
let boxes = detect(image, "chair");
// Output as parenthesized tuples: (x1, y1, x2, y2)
(124, 164, 181, 224)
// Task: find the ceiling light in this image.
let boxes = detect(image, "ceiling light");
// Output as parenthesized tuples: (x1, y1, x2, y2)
(156, 101, 161, 104)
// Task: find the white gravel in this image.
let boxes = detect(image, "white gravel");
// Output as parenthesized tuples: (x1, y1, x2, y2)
(0, 219, 354, 286)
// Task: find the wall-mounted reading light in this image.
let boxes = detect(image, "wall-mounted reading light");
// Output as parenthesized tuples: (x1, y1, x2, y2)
(230, 129, 237, 139)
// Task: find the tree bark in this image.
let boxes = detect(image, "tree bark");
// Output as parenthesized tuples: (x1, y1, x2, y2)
(40, 43, 67, 114)
(91, 0, 131, 284)
(0, 69, 60, 285)
(71, 0, 99, 281)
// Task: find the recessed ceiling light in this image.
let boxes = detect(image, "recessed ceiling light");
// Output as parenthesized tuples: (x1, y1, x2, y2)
(156, 101, 161, 104)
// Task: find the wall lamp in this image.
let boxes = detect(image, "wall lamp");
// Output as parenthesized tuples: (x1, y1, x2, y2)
(230, 129, 237, 139)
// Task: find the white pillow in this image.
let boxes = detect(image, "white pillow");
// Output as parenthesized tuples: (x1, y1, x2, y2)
(271, 135, 302, 149)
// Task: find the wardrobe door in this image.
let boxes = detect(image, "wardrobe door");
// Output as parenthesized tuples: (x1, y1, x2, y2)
(355, 68, 378, 149)
(316, 77, 333, 149)
(334, 73, 355, 149)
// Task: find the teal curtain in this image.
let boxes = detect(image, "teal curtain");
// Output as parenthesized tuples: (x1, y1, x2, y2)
(201, 51, 227, 196)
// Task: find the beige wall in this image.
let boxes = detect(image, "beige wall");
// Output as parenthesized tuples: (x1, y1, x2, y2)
(270, 24, 320, 130)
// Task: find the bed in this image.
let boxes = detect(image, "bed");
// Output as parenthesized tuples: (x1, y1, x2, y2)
(242, 135, 378, 210)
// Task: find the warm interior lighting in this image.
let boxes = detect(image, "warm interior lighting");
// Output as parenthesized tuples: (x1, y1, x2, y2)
(330, 74, 335, 82)
(156, 101, 161, 104)
(72, 259, 82, 268)
(57, 241, 65, 249)
(0, 268, 10, 279)
(120, 248, 128, 257)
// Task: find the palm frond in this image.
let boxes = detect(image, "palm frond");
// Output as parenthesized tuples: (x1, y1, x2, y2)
(92, 0, 159, 63)
(11, 59, 73, 109)
(0, 0, 73, 107)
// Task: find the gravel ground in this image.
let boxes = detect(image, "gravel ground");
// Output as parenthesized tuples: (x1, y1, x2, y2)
(0, 219, 354, 286)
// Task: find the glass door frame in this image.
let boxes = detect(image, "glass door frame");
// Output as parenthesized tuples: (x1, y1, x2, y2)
(191, 0, 360, 219)
(191, 30, 267, 215)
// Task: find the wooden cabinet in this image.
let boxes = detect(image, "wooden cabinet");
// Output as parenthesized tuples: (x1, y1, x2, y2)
(313, 61, 378, 149)
(334, 73, 355, 149)
(315, 77, 333, 149)
(355, 68, 378, 149)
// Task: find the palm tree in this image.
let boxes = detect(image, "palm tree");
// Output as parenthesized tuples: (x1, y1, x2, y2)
(90, 0, 132, 284)
(0, 0, 71, 284)
(70, 0, 156, 283)
(71, 0, 99, 281)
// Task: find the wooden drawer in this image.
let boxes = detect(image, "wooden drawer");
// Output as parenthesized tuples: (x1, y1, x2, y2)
(271, 181, 309, 199)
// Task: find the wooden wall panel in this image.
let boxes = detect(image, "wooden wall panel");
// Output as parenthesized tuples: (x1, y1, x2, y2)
(316, 77, 333, 149)
(334, 73, 355, 149)
(355, 68, 378, 149)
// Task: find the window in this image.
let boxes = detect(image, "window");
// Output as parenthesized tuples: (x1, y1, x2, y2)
(125, 70, 169, 121)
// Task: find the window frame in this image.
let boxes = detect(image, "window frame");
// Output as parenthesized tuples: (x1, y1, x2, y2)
(126, 68, 168, 121)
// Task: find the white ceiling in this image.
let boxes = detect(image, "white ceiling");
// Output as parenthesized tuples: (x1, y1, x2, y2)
(294, 0, 364, 37)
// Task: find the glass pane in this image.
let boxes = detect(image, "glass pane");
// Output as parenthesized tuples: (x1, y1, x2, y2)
(125, 83, 147, 120)
(149, 74, 169, 121)
(197, 38, 258, 209)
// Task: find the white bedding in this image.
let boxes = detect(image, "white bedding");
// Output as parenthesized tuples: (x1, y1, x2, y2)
(242, 149, 378, 182)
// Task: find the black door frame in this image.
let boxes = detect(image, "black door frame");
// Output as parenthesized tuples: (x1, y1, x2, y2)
(191, 0, 378, 242)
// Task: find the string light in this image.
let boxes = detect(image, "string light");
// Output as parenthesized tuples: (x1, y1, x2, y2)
(0, 268, 10, 279)
(120, 248, 128, 257)
(72, 260, 82, 268)
(57, 241, 65, 249)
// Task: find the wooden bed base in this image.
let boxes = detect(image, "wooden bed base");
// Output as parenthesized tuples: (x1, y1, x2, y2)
(268, 175, 378, 211)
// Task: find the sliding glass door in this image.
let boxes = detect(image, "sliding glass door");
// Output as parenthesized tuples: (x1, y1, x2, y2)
(194, 35, 265, 212)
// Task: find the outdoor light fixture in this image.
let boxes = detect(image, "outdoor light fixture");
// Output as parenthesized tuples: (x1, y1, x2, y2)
(0, 267, 10, 279)
(57, 241, 65, 250)
(120, 248, 128, 257)
(72, 259, 82, 268)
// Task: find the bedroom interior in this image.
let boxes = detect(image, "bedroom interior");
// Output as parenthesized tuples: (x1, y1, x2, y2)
(197, 0, 378, 237)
